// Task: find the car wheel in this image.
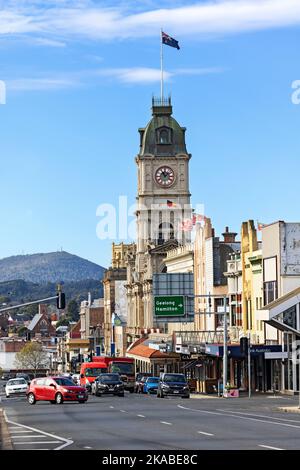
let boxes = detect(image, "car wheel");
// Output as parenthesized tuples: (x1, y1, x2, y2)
(118, 393, 125, 397)
(6, 394, 9, 398)
(50, 400, 56, 404)
(78, 400, 86, 404)
(55, 393, 63, 404)
(182, 395, 190, 399)
(160, 391, 164, 398)
(27, 393, 36, 405)
(129, 389, 134, 394)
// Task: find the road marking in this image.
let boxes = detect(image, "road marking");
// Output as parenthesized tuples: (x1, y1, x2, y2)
(217, 409, 300, 424)
(160, 421, 172, 425)
(120, 410, 127, 413)
(137, 414, 145, 418)
(198, 431, 214, 436)
(4, 413, 74, 450)
(177, 405, 300, 430)
(109, 406, 114, 409)
(259, 445, 284, 450)
(10, 430, 33, 433)
(12, 435, 49, 439)
(13, 441, 62, 445)
(84, 446, 92, 449)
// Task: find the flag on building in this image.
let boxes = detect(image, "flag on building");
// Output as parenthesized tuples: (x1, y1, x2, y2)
(257, 221, 266, 231)
(179, 219, 193, 232)
(167, 200, 176, 207)
(192, 214, 206, 225)
(162, 31, 180, 50)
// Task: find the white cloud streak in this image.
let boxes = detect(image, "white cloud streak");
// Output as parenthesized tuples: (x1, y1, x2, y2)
(5, 66, 224, 91)
(0, 1, 300, 43)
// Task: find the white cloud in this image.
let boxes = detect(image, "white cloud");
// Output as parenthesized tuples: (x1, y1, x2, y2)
(1, 1, 300, 41)
(33, 37, 66, 47)
(4, 66, 223, 92)
(7, 78, 79, 91)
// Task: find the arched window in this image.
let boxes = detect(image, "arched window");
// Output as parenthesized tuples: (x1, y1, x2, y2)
(158, 222, 174, 245)
(159, 129, 169, 144)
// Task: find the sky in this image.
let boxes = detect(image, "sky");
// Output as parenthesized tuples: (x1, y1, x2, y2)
(0, 0, 300, 268)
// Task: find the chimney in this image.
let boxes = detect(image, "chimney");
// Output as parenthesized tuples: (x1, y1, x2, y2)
(222, 226, 237, 243)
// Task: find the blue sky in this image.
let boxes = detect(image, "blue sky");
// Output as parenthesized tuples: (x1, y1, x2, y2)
(0, 0, 300, 268)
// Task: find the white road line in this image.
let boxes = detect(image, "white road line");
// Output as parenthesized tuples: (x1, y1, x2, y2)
(160, 421, 172, 425)
(198, 431, 214, 436)
(137, 414, 145, 418)
(259, 445, 284, 450)
(109, 406, 114, 409)
(217, 409, 300, 424)
(120, 410, 127, 413)
(177, 405, 300, 430)
(12, 435, 49, 439)
(4, 412, 74, 451)
(10, 430, 33, 433)
(13, 441, 62, 445)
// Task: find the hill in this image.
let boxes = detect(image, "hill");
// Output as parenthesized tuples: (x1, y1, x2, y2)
(0, 279, 104, 307)
(0, 251, 105, 284)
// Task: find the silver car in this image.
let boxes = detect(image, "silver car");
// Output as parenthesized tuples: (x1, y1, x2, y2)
(5, 378, 28, 398)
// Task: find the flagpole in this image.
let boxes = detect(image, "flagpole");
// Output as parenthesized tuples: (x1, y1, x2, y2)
(160, 28, 164, 102)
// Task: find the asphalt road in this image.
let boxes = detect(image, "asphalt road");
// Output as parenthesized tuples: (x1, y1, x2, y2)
(1, 389, 300, 450)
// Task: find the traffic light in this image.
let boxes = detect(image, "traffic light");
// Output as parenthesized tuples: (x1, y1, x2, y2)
(56, 292, 66, 310)
(240, 337, 248, 356)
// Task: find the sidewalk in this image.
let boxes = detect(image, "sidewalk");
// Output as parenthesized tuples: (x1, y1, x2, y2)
(0, 408, 13, 450)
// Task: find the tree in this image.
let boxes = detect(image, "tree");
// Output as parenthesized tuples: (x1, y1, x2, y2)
(67, 299, 79, 322)
(17, 326, 28, 337)
(15, 343, 49, 377)
(56, 318, 70, 328)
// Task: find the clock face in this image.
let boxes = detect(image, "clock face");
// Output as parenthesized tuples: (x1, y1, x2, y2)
(155, 166, 175, 187)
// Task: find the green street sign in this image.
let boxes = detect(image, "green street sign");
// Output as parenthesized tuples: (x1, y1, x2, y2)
(154, 296, 185, 317)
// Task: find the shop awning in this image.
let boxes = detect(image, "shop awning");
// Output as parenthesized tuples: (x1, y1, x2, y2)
(182, 360, 203, 369)
(265, 319, 300, 337)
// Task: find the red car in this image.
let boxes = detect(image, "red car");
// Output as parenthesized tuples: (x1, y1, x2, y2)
(27, 376, 88, 405)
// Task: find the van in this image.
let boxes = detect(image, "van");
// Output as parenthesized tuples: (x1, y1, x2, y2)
(79, 362, 107, 391)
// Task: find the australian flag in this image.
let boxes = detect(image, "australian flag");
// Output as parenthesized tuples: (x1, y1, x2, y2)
(162, 31, 180, 50)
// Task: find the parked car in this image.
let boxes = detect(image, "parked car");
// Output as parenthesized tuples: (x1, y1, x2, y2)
(5, 378, 28, 398)
(1, 373, 15, 381)
(16, 373, 31, 384)
(143, 377, 160, 394)
(157, 373, 190, 399)
(92, 373, 124, 397)
(134, 372, 152, 393)
(27, 376, 88, 405)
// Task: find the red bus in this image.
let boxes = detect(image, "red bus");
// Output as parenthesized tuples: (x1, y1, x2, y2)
(92, 357, 135, 392)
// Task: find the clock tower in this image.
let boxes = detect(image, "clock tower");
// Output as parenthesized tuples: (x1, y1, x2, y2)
(126, 97, 192, 339)
(136, 97, 191, 255)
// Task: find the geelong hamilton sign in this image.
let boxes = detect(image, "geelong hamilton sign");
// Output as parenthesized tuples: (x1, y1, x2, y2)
(154, 296, 185, 317)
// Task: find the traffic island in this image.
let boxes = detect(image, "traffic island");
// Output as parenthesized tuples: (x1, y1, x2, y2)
(0, 408, 13, 450)
(278, 406, 300, 414)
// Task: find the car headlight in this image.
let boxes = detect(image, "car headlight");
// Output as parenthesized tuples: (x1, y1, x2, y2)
(183, 386, 189, 390)
(162, 384, 170, 389)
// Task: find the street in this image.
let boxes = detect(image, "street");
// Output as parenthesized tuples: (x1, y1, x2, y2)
(1, 389, 300, 450)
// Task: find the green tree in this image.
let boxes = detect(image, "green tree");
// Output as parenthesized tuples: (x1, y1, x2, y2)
(56, 318, 70, 328)
(17, 326, 28, 337)
(67, 299, 79, 322)
(14, 343, 49, 377)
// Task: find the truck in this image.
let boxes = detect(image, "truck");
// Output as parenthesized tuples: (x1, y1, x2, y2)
(92, 357, 135, 393)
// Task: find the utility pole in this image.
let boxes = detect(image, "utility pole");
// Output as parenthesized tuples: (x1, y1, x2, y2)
(223, 295, 228, 396)
(248, 332, 251, 399)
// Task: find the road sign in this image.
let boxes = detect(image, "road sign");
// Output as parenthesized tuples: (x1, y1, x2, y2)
(154, 296, 185, 317)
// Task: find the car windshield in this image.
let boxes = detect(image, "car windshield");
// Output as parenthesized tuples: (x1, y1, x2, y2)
(163, 375, 186, 383)
(54, 378, 76, 386)
(110, 362, 134, 375)
(100, 374, 120, 382)
(85, 368, 107, 377)
(147, 377, 159, 383)
(8, 379, 27, 385)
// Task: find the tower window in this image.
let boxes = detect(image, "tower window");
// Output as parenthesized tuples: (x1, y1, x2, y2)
(157, 127, 172, 144)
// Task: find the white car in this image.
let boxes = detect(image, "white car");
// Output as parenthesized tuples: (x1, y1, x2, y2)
(5, 378, 28, 398)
